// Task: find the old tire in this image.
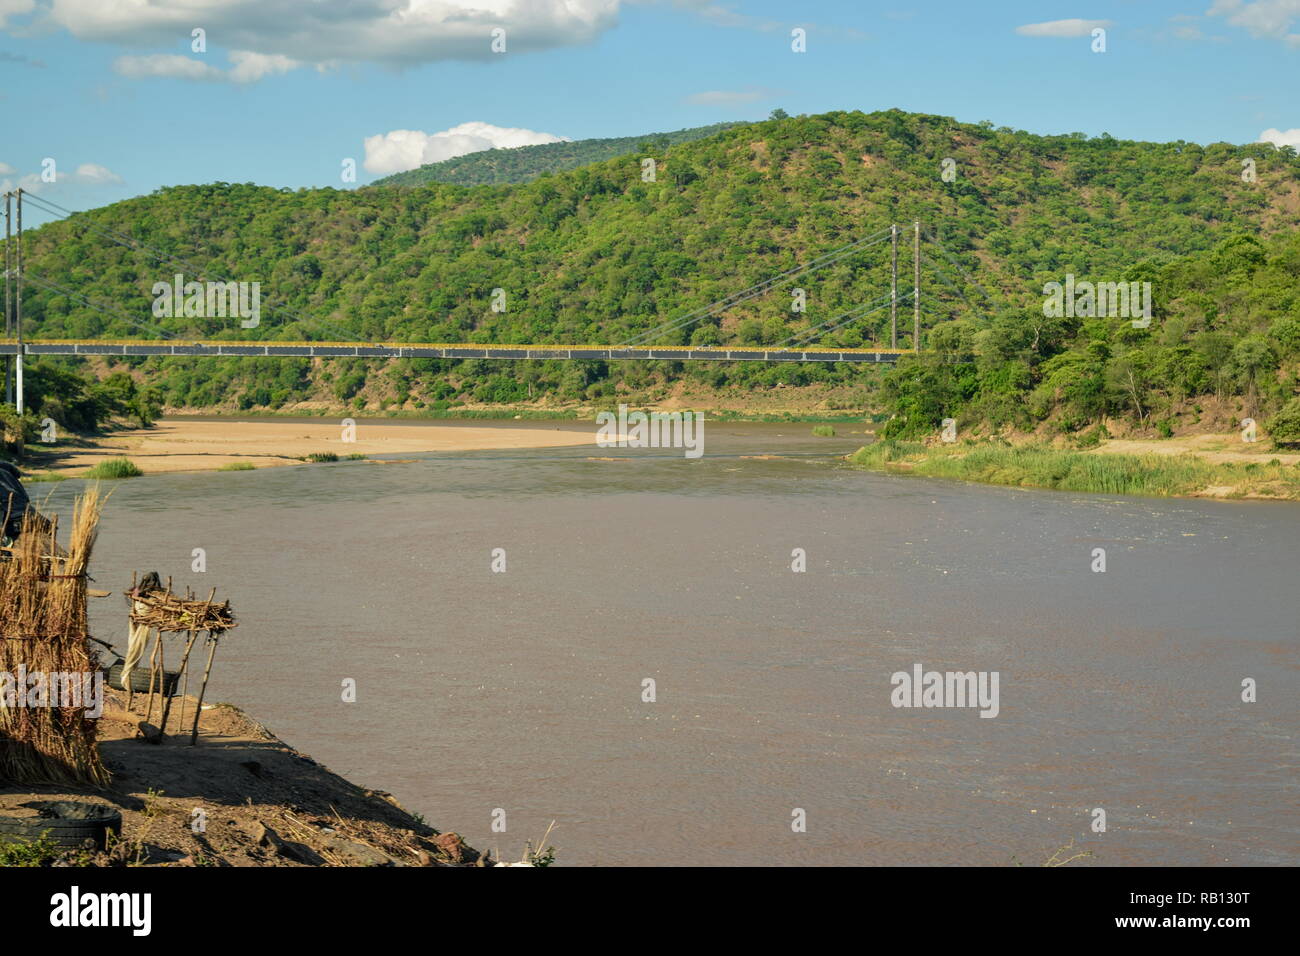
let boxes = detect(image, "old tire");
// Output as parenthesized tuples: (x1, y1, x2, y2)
(0, 800, 122, 851)
(106, 662, 180, 696)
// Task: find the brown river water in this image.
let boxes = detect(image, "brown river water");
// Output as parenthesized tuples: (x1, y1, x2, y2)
(46, 419, 1298, 866)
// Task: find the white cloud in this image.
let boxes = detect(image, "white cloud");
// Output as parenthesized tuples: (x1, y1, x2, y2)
(1015, 18, 1112, 38)
(1258, 127, 1300, 149)
(363, 122, 571, 175)
(686, 86, 783, 106)
(113, 54, 225, 82)
(70, 162, 122, 184)
(37, 0, 620, 74)
(0, 0, 34, 30)
(113, 50, 300, 83)
(227, 51, 298, 83)
(1209, 0, 1300, 38)
(0, 161, 122, 193)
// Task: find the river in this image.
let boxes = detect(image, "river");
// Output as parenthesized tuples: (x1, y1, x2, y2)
(44, 419, 1298, 866)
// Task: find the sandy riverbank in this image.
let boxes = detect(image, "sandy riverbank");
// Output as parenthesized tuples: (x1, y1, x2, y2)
(25, 418, 598, 476)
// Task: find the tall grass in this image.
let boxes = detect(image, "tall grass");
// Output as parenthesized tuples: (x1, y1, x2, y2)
(850, 441, 1300, 499)
(83, 457, 142, 479)
(811, 425, 836, 437)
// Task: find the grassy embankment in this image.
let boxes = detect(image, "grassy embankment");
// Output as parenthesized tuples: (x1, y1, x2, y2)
(849, 440, 1300, 500)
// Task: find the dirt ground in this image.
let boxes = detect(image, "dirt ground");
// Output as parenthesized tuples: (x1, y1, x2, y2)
(25, 419, 597, 476)
(0, 685, 484, 867)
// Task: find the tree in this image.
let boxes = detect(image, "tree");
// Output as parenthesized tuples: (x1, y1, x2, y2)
(1225, 336, 1277, 412)
(1266, 397, 1300, 446)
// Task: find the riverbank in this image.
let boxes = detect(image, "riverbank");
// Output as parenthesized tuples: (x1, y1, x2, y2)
(0, 685, 487, 867)
(20, 418, 599, 477)
(849, 437, 1300, 500)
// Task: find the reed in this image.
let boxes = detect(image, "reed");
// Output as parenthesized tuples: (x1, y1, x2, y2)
(0, 489, 110, 786)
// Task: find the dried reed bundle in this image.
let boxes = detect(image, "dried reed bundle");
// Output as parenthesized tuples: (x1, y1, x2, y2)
(0, 489, 109, 786)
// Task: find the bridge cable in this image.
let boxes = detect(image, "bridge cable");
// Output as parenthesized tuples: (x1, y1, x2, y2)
(919, 252, 982, 312)
(619, 227, 894, 348)
(21, 193, 360, 344)
(621, 227, 893, 347)
(780, 290, 913, 349)
(921, 232, 1001, 310)
(22, 271, 179, 341)
(22, 192, 360, 343)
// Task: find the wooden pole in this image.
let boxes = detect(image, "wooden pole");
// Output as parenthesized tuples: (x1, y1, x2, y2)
(143, 577, 167, 725)
(125, 571, 137, 709)
(143, 629, 162, 726)
(167, 629, 198, 738)
(14, 188, 21, 414)
(4, 191, 10, 407)
(168, 588, 212, 738)
(913, 219, 920, 352)
(177, 646, 191, 734)
(890, 223, 898, 349)
(190, 635, 219, 746)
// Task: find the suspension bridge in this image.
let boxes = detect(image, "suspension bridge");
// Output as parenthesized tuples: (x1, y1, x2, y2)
(2, 187, 990, 411)
(0, 339, 910, 362)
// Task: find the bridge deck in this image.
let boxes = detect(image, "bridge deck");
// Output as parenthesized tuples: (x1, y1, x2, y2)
(0, 340, 910, 363)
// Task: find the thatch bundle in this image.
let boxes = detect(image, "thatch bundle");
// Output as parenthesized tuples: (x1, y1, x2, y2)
(0, 489, 109, 786)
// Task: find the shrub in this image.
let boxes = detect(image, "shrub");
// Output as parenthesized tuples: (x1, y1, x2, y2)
(83, 457, 142, 479)
(1266, 397, 1300, 447)
(0, 834, 63, 867)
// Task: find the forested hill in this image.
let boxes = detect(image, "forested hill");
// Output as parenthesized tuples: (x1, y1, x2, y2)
(371, 122, 747, 186)
(11, 109, 1300, 428)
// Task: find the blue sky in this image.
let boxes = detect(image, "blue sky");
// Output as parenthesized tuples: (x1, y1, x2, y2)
(2, 0, 1298, 225)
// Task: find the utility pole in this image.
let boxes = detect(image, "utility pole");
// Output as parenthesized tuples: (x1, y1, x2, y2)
(4, 191, 10, 406)
(889, 223, 898, 349)
(909, 218, 920, 353)
(15, 188, 22, 414)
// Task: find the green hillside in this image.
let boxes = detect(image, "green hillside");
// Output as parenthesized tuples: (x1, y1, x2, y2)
(371, 122, 747, 186)
(8, 108, 1300, 435)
